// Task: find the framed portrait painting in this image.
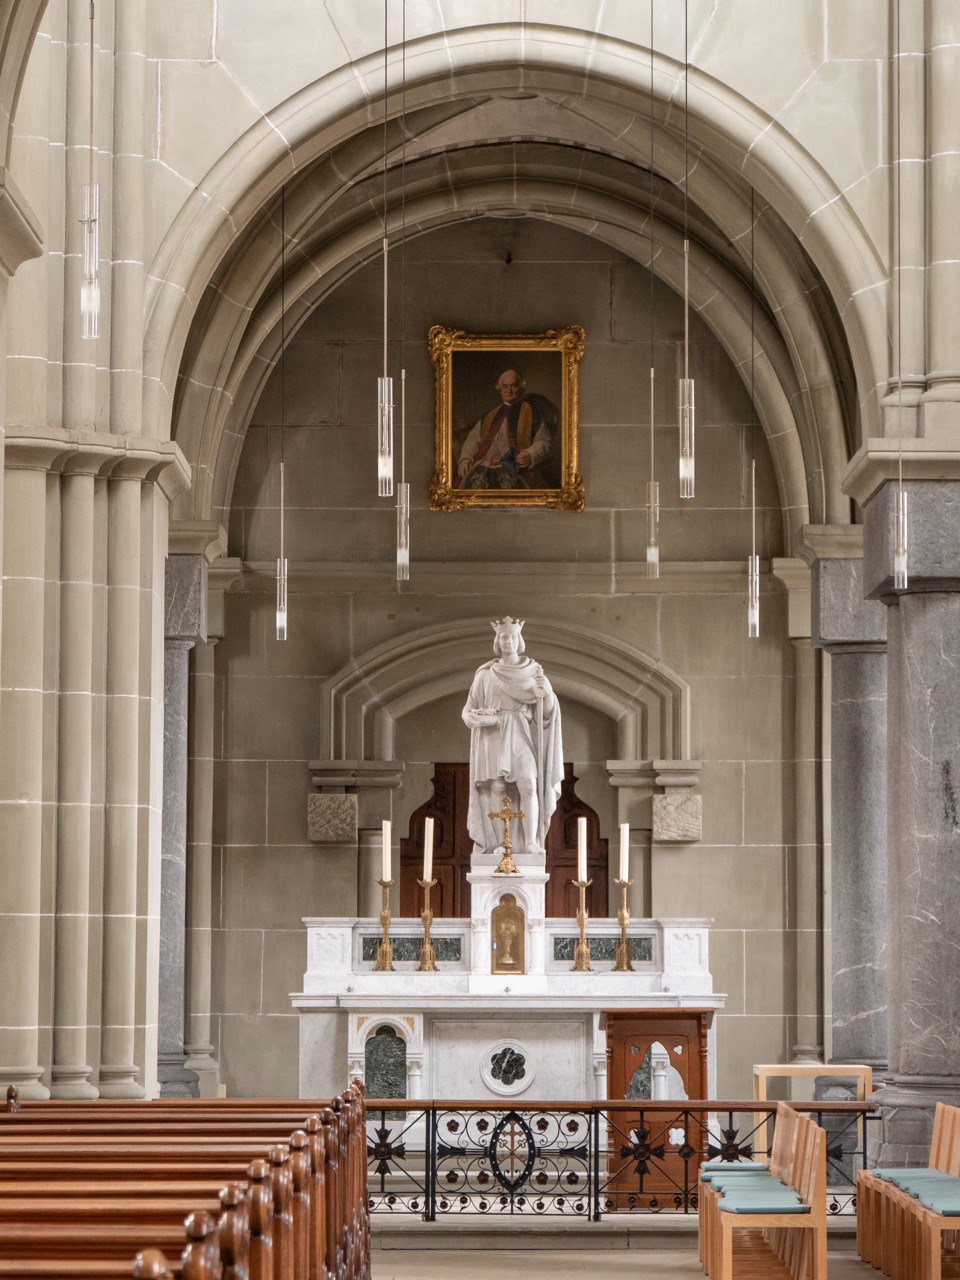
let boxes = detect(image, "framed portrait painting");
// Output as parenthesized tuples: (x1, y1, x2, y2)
(427, 325, 585, 511)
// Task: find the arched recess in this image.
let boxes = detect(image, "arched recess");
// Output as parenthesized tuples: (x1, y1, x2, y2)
(319, 618, 691, 766)
(155, 26, 887, 540)
(181, 172, 824, 545)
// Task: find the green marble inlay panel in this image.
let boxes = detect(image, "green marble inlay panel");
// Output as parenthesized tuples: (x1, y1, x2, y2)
(365, 1025, 406, 1109)
(552, 935, 653, 962)
(361, 935, 463, 963)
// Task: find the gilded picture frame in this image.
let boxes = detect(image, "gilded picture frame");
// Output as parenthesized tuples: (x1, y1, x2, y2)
(428, 324, 586, 511)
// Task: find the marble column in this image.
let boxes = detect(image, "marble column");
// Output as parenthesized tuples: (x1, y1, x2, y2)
(811, 557, 888, 1070)
(184, 638, 220, 1097)
(920, 1, 960, 438)
(0, 179, 44, 1095)
(0, 466, 50, 1098)
(159, 556, 207, 1097)
(51, 471, 99, 1097)
(771, 560, 825, 1064)
(864, 480, 960, 1163)
(791, 638, 823, 1064)
(99, 478, 146, 1098)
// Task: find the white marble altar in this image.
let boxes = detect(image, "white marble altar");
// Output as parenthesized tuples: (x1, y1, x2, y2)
(293, 866, 722, 1101)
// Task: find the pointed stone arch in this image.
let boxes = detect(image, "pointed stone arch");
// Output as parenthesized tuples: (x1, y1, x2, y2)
(153, 25, 883, 536)
(319, 617, 691, 763)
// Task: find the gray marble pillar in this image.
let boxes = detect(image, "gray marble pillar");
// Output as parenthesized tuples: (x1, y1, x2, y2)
(184, 639, 221, 1097)
(159, 556, 207, 1097)
(811, 558, 888, 1070)
(864, 481, 960, 1163)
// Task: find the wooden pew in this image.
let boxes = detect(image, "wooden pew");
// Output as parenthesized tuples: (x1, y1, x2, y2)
(0, 1083, 370, 1280)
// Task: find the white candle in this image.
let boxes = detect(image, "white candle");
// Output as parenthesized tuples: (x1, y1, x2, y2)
(577, 816, 587, 882)
(381, 819, 391, 882)
(423, 816, 434, 883)
(619, 823, 630, 883)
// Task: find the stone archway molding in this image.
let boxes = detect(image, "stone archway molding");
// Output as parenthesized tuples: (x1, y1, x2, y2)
(151, 24, 886, 501)
(319, 616, 691, 764)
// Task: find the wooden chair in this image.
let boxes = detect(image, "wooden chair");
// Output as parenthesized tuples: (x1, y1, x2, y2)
(700, 1103, 826, 1280)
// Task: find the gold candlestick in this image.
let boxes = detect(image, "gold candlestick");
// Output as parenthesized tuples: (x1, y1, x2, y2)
(572, 878, 593, 972)
(417, 878, 438, 971)
(374, 878, 395, 971)
(613, 877, 634, 972)
(489, 795, 522, 874)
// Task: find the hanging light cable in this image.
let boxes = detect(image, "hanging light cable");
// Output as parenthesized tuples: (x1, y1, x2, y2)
(893, 0, 908, 590)
(80, 0, 99, 339)
(678, 0, 695, 498)
(396, 0, 410, 580)
(646, 0, 659, 579)
(276, 185, 288, 642)
(377, 1, 394, 497)
(748, 189, 760, 639)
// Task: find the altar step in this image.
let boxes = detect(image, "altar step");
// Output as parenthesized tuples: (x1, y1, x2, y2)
(372, 1215, 858, 1252)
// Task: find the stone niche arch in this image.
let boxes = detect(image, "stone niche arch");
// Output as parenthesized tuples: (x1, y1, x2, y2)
(347, 1013, 423, 1101)
(319, 617, 690, 764)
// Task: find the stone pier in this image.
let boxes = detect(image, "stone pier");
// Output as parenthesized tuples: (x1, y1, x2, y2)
(811, 555, 888, 1070)
(863, 478, 960, 1163)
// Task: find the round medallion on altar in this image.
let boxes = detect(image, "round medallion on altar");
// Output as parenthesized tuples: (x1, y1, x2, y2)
(480, 1038, 536, 1097)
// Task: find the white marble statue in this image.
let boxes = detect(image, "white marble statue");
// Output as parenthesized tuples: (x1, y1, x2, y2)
(462, 617, 563, 856)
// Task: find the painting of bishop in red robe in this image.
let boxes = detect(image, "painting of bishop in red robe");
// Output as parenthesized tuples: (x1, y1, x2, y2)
(454, 365, 561, 491)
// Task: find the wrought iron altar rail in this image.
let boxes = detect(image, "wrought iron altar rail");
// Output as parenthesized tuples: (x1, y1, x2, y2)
(365, 1099, 878, 1220)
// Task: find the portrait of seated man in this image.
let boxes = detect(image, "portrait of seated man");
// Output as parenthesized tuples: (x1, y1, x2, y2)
(456, 369, 560, 490)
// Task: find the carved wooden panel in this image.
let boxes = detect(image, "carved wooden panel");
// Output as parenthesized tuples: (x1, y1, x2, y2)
(544, 765, 608, 918)
(400, 764, 472, 919)
(400, 762, 608, 919)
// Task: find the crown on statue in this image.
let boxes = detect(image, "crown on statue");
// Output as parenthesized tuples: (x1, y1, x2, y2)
(491, 616, 525, 637)
(491, 615, 526, 655)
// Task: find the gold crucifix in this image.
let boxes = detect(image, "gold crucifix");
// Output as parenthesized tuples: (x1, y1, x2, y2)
(489, 794, 524, 874)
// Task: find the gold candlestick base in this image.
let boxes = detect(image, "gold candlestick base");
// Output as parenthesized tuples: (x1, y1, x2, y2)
(495, 848, 519, 875)
(572, 878, 593, 972)
(417, 878, 438, 971)
(613, 877, 635, 972)
(374, 878, 395, 972)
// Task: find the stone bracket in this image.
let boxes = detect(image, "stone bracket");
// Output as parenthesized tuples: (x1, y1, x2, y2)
(771, 558, 812, 640)
(308, 759, 405, 829)
(307, 793, 358, 844)
(653, 760, 702, 844)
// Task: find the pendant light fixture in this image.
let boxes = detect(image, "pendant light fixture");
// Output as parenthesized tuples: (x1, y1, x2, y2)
(646, 1, 659, 579)
(275, 185, 288, 642)
(747, 190, 759, 639)
(377, 1, 394, 498)
(678, 0, 695, 498)
(396, 0, 410, 580)
(80, 1, 99, 339)
(893, 0, 908, 590)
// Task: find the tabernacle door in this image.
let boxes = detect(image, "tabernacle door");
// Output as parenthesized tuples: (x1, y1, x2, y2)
(602, 1008, 713, 1211)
